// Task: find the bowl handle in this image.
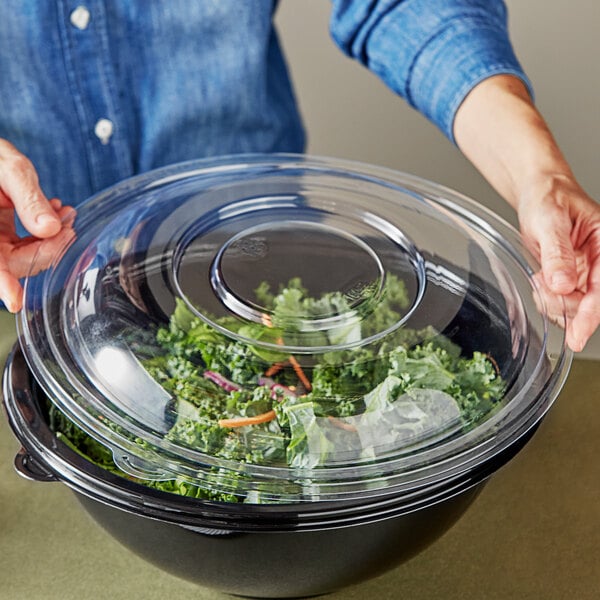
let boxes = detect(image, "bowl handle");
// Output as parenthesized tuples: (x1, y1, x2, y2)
(14, 448, 59, 482)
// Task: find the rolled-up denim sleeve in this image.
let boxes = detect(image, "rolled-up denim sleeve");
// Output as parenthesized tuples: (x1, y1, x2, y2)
(329, 0, 533, 143)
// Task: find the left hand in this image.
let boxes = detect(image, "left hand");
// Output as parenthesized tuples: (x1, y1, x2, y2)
(518, 175, 600, 352)
(453, 74, 600, 352)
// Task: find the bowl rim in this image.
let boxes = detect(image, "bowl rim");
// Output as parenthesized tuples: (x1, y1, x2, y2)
(1, 343, 538, 533)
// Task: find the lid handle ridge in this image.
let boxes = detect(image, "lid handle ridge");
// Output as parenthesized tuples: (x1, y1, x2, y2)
(111, 451, 171, 481)
(14, 448, 58, 482)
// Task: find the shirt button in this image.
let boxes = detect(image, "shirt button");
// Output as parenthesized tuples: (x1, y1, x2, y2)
(70, 6, 91, 30)
(94, 118, 114, 144)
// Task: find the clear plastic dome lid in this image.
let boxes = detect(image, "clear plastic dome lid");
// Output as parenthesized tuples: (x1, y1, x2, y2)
(18, 154, 572, 503)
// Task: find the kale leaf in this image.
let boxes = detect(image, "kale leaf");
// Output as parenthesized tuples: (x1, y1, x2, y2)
(47, 276, 506, 503)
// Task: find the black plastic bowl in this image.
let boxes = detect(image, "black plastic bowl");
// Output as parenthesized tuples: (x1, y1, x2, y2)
(3, 345, 539, 599)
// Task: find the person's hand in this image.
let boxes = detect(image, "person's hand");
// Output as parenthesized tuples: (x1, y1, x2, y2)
(0, 140, 76, 312)
(518, 176, 600, 352)
(454, 74, 600, 351)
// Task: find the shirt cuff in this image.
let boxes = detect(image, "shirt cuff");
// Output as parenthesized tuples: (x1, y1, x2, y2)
(331, 0, 535, 145)
(406, 16, 534, 143)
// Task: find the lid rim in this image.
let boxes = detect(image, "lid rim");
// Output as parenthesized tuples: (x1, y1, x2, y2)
(18, 153, 572, 504)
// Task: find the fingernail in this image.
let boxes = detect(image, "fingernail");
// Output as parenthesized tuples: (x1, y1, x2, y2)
(35, 214, 60, 233)
(36, 213, 59, 228)
(3, 297, 18, 313)
(571, 340, 584, 353)
(567, 329, 584, 352)
(551, 271, 572, 290)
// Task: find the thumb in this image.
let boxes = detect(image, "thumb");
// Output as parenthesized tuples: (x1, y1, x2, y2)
(523, 202, 577, 295)
(0, 141, 61, 238)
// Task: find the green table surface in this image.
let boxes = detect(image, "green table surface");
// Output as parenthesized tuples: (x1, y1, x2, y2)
(0, 311, 599, 600)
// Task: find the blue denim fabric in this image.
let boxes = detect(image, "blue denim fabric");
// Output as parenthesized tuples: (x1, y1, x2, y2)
(0, 0, 305, 210)
(0, 0, 529, 209)
(330, 0, 532, 142)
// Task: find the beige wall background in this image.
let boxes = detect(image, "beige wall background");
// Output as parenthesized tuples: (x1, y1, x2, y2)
(275, 0, 600, 359)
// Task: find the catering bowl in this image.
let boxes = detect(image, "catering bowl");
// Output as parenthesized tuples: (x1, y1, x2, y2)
(2, 345, 539, 598)
(1, 154, 571, 597)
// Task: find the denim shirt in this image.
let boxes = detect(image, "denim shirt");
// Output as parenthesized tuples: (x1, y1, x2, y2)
(0, 0, 530, 207)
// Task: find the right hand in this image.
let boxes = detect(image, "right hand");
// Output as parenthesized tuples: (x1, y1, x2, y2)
(0, 140, 76, 312)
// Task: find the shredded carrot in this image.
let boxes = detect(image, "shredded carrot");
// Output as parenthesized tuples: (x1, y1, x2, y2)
(485, 353, 501, 376)
(218, 410, 277, 428)
(271, 336, 312, 392)
(328, 416, 357, 433)
(289, 354, 312, 392)
(261, 313, 273, 327)
(265, 361, 287, 377)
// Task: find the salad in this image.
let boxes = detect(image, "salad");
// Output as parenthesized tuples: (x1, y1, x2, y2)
(48, 275, 505, 503)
